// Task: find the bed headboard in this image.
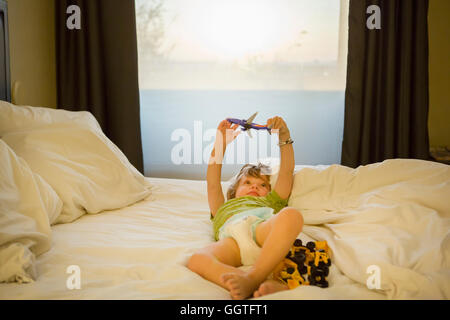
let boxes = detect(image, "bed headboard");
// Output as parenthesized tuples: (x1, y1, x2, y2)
(0, 0, 11, 102)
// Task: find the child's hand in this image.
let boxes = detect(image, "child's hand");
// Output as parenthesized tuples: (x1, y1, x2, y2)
(216, 119, 241, 151)
(267, 116, 291, 141)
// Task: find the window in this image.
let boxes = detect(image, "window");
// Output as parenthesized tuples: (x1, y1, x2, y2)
(136, 0, 349, 180)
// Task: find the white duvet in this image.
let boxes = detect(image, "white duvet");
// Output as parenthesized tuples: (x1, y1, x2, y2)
(0, 159, 449, 299)
(287, 159, 450, 300)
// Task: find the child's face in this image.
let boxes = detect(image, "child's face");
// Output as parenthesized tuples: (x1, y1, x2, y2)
(235, 174, 270, 198)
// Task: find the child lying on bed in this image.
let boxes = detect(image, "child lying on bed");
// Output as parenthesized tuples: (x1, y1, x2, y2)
(187, 116, 303, 300)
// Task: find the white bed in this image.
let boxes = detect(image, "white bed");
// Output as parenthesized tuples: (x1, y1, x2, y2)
(1, 101, 449, 300)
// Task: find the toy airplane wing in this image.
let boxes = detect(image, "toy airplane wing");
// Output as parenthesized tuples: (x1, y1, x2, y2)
(245, 112, 259, 138)
(246, 112, 258, 124)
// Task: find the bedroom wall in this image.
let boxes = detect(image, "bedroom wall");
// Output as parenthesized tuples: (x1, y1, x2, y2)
(428, 0, 450, 148)
(6, 0, 56, 108)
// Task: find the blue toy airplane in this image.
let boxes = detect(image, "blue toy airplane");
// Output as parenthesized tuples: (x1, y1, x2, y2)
(226, 112, 272, 138)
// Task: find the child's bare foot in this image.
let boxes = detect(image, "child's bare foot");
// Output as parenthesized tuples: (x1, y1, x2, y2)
(253, 279, 289, 298)
(221, 273, 260, 300)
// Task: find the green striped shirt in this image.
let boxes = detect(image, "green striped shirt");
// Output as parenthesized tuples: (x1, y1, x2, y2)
(211, 190, 288, 241)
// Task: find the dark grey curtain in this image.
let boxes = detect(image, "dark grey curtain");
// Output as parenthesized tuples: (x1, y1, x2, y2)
(0, 0, 10, 102)
(55, 0, 144, 173)
(341, 0, 431, 168)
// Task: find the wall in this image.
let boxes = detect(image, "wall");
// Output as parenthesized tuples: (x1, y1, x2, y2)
(428, 0, 450, 148)
(6, 0, 56, 108)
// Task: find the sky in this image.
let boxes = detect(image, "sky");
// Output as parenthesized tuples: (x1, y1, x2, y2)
(136, 0, 341, 63)
(135, 0, 347, 90)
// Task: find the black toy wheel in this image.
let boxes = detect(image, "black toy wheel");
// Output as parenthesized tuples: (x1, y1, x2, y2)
(295, 252, 306, 259)
(299, 266, 307, 274)
(310, 265, 317, 275)
(293, 253, 306, 265)
(318, 259, 331, 268)
(306, 242, 315, 251)
(294, 239, 302, 247)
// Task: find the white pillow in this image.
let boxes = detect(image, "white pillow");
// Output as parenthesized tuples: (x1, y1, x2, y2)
(0, 100, 102, 134)
(0, 101, 151, 224)
(0, 139, 61, 283)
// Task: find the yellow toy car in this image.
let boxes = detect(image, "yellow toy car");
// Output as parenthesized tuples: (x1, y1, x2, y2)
(273, 239, 331, 289)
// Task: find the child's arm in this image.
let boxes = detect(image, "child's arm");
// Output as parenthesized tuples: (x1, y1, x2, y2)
(207, 120, 240, 217)
(267, 116, 295, 200)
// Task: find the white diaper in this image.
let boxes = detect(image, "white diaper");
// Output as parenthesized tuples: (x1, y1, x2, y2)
(218, 207, 274, 266)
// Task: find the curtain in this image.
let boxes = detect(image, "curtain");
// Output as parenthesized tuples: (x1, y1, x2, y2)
(341, 0, 431, 168)
(55, 0, 144, 173)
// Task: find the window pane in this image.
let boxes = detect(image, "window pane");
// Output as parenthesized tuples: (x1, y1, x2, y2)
(136, 0, 348, 180)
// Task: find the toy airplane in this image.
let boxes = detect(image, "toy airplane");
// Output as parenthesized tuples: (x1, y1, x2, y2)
(226, 112, 272, 138)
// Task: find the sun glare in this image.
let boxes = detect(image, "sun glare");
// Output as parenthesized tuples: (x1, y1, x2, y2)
(196, 2, 282, 60)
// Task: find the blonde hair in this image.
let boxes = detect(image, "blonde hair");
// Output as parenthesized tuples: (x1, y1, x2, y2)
(227, 163, 272, 200)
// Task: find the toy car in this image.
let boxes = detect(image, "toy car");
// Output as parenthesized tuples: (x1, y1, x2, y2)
(273, 239, 332, 289)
